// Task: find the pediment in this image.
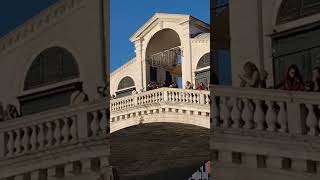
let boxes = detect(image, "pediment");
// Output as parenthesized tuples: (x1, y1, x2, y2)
(130, 13, 209, 42)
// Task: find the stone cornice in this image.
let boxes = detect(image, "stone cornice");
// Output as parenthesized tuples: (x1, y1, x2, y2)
(0, 0, 85, 56)
(130, 13, 191, 42)
(111, 58, 137, 77)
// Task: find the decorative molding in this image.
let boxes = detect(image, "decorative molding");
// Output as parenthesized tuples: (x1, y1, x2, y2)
(0, 0, 85, 56)
(111, 58, 137, 77)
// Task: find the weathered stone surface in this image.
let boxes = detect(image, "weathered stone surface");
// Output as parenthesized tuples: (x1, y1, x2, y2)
(110, 122, 209, 180)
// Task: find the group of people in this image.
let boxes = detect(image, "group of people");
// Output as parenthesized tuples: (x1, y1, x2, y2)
(239, 61, 320, 92)
(147, 81, 178, 90)
(184, 81, 208, 90)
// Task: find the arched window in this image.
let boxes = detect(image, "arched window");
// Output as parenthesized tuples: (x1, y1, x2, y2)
(118, 76, 135, 90)
(24, 47, 79, 90)
(277, 0, 320, 25)
(196, 53, 210, 70)
(195, 53, 211, 88)
(19, 47, 82, 115)
(116, 77, 136, 98)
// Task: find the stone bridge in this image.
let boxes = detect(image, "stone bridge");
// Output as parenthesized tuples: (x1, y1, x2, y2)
(110, 87, 210, 132)
(110, 87, 210, 179)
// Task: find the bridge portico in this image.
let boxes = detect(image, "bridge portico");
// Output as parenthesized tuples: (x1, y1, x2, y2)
(110, 13, 210, 97)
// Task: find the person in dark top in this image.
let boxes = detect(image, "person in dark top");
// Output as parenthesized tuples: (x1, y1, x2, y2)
(196, 82, 206, 90)
(312, 66, 320, 92)
(275, 64, 304, 91)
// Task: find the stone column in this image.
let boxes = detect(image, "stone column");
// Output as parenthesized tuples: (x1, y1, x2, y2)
(180, 24, 193, 88)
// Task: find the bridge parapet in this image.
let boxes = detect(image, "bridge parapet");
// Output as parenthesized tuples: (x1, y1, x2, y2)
(211, 85, 320, 178)
(110, 88, 210, 132)
(111, 87, 210, 112)
(212, 85, 320, 135)
(0, 99, 110, 179)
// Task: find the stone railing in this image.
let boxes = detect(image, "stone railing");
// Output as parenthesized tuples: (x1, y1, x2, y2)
(0, 99, 109, 159)
(111, 87, 210, 112)
(212, 85, 320, 136)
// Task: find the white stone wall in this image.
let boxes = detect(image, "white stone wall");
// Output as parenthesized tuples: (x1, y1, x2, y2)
(0, 0, 106, 109)
(191, 36, 210, 85)
(110, 58, 142, 95)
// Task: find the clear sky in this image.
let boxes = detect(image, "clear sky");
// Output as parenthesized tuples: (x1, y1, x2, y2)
(0, 0, 209, 72)
(0, 1, 58, 37)
(110, 0, 210, 72)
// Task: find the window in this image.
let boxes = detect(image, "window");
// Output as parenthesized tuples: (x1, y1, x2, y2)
(116, 76, 136, 98)
(273, 27, 320, 85)
(195, 53, 210, 88)
(277, 0, 320, 25)
(24, 47, 79, 90)
(196, 53, 210, 70)
(117, 76, 135, 90)
(20, 47, 81, 115)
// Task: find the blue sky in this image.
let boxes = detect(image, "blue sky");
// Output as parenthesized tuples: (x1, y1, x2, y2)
(0, 1, 57, 37)
(111, 0, 210, 72)
(0, 0, 209, 72)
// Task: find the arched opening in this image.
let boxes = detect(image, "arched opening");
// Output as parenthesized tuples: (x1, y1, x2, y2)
(116, 76, 136, 98)
(273, 1, 320, 86)
(195, 53, 210, 87)
(145, 29, 182, 89)
(276, 0, 320, 25)
(19, 47, 82, 115)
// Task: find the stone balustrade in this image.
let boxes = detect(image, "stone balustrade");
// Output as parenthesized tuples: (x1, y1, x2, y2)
(0, 99, 109, 179)
(111, 87, 210, 112)
(212, 85, 320, 136)
(110, 88, 210, 132)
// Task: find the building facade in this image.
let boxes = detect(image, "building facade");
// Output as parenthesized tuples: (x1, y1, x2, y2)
(0, 0, 111, 179)
(110, 13, 210, 98)
(212, 0, 320, 179)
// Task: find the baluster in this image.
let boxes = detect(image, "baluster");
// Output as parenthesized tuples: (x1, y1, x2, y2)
(21, 127, 30, 153)
(242, 98, 253, 129)
(6, 131, 14, 156)
(37, 124, 45, 150)
(211, 97, 219, 127)
(53, 119, 61, 146)
(220, 97, 231, 128)
(306, 104, 318, 136)
(70, 117, 77, 141)
(206, 95, 211, 104)
(231, 97, 241, 128)
(61, 118, 70, 144)
(266, 101, 277, 131)
(30, 126, 37, 151)
(14, 129, 21, 154)
(45, 122, 53, 147)
(99, 110, 107, 135)
(191, 93, 195, 103)
(178, 92, 182, 102)
(277, 102, 288, 133)
(90, 111, 99, 137)
(254, 99, 265, 130)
